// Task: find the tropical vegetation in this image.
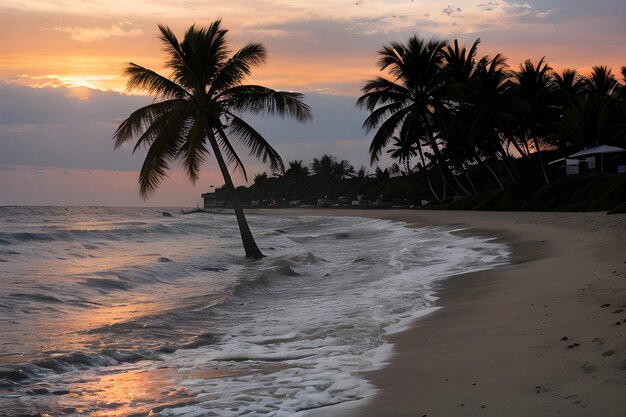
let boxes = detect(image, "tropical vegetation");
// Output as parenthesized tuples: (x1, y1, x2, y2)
(358, 36, 626, 202)
(113, 21, 311, 258)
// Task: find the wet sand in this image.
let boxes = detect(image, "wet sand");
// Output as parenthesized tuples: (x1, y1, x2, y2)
(262, 209, 626, 417)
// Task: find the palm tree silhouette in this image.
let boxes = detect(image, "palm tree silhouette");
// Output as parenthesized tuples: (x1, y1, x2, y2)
(513, 58, 554, 183)
(358, 36, 455, 198)
(387, 135, 418, 175)
(285, 160, 309, 178)
(113, 22, 311, 259)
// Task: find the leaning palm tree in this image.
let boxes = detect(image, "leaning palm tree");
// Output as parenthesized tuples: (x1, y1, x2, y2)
(113, 22, 311, 259)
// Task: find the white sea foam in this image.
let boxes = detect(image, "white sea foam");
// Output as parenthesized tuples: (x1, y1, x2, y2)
(159, 215, 509, 417)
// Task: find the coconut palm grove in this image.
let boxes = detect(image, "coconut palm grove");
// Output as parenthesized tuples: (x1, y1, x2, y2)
(116, 22, 626, 257)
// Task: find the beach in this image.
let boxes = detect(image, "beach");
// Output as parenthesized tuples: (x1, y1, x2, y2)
(270, 209, 626, 417)
(1, 207, 508, 416)
(1, 207, 624, 416)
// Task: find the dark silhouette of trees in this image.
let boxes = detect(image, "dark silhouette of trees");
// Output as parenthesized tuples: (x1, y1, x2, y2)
(358, 34, 626, 201)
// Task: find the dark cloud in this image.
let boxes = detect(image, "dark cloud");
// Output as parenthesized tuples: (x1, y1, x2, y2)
(0, 83, 374, 174)
(0, 82, 151, 170)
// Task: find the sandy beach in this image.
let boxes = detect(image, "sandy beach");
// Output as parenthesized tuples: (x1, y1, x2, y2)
(265, 209, 626, 417)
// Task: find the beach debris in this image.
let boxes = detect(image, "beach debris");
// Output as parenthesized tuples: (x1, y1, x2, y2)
(481, 404, 487, 409)
(613, 309, 624, 314)
(592, 337, 602, 343)
(567, 343, 580, 349)
(161, 211, 174, 217)
(615, 321, 622, 326)
(601, 303, 610, 308)
(602, 350, 615, 357)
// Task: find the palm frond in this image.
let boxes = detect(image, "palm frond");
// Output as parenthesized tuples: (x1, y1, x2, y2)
(222, 85, 312, 122)
(357, 77, 411, 111)
(180, 21, 229, 86)
(369, 106, 411, 164)
(178, 119, 209, 184)
(226, 113, 284, 173)
(210, 43, 267, 94)
(362, 102, 409, 132)
(113, 99, 184, 149)
(138, 107, 193, 198)
(124, 63, 189, 99)
(158, 24, 199, 91)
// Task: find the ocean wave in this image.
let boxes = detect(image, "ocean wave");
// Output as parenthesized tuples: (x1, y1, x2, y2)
(0, 223, 182, 245)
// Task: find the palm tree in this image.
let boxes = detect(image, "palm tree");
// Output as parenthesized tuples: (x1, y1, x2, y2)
(461, 54, 525, 183)
(513, 57, 555, 183)
(553, 69, 588, 97)
(588, 66, 619, 96)
(386, 135, 417, 175)
(285, 160, 309, 177)
(254, 172, 268, 190)
(113, 22, 311, 259)
(355, 165, 371, 180)
(333, 159, 355, 179)
(358, 36, 455, 198)
(310, 154, 337, 179)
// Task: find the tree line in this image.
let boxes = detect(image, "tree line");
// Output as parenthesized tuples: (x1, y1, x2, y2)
(359, 37, 626, 202)
(114, 22, 626, 258)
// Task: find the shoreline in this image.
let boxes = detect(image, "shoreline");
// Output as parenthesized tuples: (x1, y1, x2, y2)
(256, 209, 626, 417)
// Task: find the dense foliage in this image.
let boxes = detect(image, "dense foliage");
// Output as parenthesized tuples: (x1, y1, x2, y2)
(358, 37, 626, 201)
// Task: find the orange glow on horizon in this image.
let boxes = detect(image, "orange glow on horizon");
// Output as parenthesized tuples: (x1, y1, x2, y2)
(2, 1, 624, 96)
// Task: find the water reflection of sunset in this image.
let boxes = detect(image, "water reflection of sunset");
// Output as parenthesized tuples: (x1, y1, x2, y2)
(70, 367, 188, 417)
(66, 366, 247, 416)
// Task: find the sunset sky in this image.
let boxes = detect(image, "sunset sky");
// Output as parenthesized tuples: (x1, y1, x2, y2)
(1, 0, 625, 206)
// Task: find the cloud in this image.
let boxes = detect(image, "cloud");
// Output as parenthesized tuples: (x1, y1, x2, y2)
(0, 123, 63, 134)
(52, 22, 143, 42)
(502, 1, 547, 17)
(536, 9, 557, 18)
(443, 5, 463, 17)
(478, 2, 500, 11)
(6, 74, 119, 92)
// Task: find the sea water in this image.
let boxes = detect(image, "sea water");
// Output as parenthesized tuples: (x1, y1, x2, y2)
(0, 207, 509, 416)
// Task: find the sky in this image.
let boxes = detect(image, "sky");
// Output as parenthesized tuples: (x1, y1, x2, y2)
(1, 0, 625, 206)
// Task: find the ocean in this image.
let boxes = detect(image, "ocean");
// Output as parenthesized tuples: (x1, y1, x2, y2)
(0, 207, 509, 416)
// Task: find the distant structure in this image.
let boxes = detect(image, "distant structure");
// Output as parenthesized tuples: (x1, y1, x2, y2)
(201, 191, 224, 209)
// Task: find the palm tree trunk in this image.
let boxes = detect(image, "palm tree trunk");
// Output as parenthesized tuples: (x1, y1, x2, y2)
(207, 130, 264, 259)
(482, 159, 505, 190)
(509, 137, 529, 159)
(420, 112, 460, 197)
(453, 171, 472, 196)
(532, 137, 550, 184)
(464, 170, 477, 195)
(416, 137, 445, 201)
(497, 150, 515, 180)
